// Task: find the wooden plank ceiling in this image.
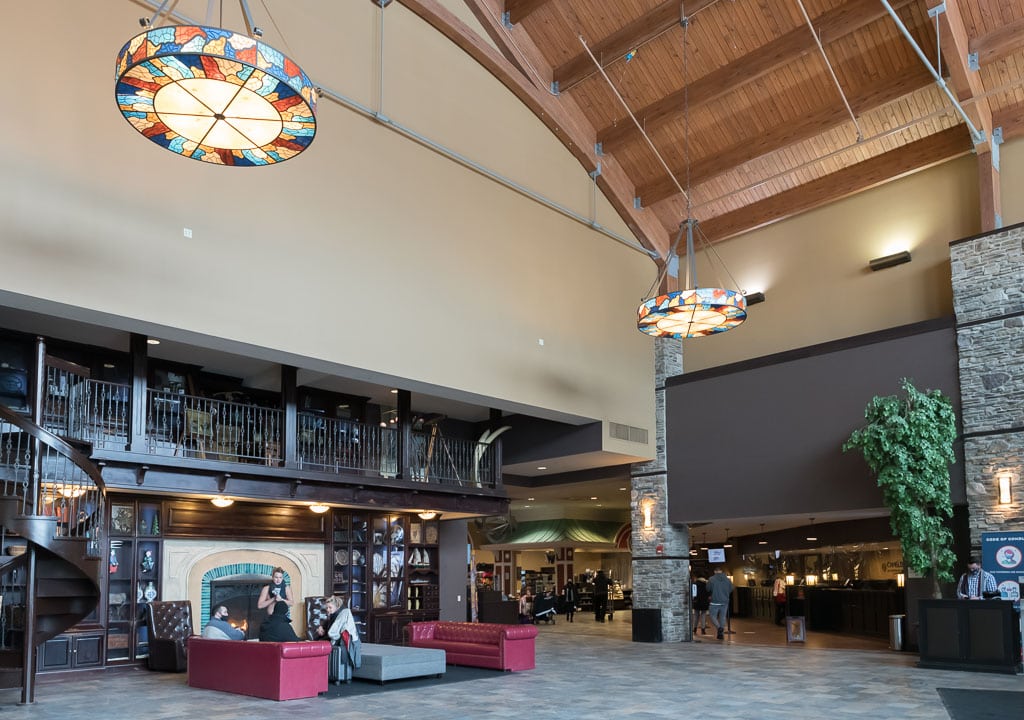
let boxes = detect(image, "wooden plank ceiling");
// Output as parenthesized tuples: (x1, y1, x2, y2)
(439, 0, 1024, 261)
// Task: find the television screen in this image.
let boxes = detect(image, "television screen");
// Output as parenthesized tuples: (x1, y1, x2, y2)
(707, 548, 726, 563)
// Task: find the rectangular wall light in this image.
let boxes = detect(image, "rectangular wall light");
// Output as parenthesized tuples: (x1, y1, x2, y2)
(869, 250, 912, 271)
(998, 473, 1012, 504)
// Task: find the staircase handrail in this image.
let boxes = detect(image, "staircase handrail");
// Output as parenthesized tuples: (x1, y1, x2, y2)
(0, 405, 105, 492)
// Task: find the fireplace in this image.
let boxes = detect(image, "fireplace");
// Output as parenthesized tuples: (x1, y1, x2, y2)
(210, 574, 269, 639)
(161, 539, 325, 639)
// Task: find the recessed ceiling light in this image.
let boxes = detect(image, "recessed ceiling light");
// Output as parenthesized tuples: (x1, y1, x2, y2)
(527, 497, 535, 501)
(806, 536, 817, 541)
(596, 504, 602, 507)
(757, 540, 768, 545)
(537, 466, 547, 470)
(724, 543, 733, 548)
(103, 363, 116, 369)
(390, 389, 399, 394)
(590, 496, 598, 500)
(147, 338, 161, 345)
(619, 487, 627, 491)
(523, 505, 531, 508)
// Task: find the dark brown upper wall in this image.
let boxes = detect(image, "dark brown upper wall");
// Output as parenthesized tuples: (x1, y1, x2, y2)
(665, 318, 965, 524)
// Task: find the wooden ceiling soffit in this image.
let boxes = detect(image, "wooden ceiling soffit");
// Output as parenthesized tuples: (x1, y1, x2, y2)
(505, 0, 550, 26)
(928, 0, 993, 152)
(553, 0, 718, 92)
(597, 0, 917, 152)
(993, 101, 1024, 142)
(405, 0, 670, 258)
(636, 65, 936, 206)
(698, 126, 972, 243)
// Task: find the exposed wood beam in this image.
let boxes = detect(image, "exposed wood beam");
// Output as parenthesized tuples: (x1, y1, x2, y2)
(636, 66, 934, 205)
(928, 0, 992, 151)
(970, 16, 1024, 66)
(597, 0, 915, 152)
(698, 126, 972, 243)
(993, 100, 1024, 142)
(553, 0, 717, 92)
(409, 0, 669, 257)
(505, 0, 549, 25)
(977, 150, 1002, 232)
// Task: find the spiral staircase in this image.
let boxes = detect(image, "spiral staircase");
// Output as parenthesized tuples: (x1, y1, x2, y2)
(0, 404, 104, 699)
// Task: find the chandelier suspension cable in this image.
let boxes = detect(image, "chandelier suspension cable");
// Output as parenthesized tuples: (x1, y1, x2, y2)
(578, 34, 690, 234)
(795, 0, 862, 141)
(144, 0, 177, 27)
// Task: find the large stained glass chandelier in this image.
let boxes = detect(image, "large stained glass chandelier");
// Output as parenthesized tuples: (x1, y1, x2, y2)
(115, 3, 316, 166)
(637, 220, 747, 339)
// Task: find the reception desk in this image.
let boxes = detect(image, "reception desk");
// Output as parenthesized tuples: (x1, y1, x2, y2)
(918, 599, 1022, 674)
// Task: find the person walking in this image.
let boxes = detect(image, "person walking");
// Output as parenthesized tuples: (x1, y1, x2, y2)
(692, 572, 710, 635)
(563, 580, 579, 623)
(707, 566, 733, 640)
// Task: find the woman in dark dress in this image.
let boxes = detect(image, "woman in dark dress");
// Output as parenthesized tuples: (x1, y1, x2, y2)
(259, 600, 300, 642)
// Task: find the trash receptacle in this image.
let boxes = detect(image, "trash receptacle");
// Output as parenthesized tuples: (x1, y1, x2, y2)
(888, 614, 905, 651)
(632, 608, 663, 643)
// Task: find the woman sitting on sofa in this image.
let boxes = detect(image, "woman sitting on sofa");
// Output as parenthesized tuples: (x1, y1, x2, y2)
(259, 600, 301, 642)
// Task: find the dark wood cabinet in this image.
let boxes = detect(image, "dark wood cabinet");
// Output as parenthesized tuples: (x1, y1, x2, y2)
(328, 511, 440, 643)
(106, 497, 163, 663)
(37, 633, 104, 671)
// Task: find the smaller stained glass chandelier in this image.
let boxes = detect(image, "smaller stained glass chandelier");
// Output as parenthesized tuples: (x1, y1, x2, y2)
(115, 2, 316, 166)
(637, 219, 747, 338)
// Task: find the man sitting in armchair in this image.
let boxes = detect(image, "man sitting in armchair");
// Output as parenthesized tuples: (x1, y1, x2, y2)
(202, 605, 245, 640)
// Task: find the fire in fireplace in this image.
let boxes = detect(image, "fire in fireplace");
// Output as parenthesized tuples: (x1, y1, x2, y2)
(210, 574, 270, 639)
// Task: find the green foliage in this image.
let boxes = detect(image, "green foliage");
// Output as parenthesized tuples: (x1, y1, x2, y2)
(843, 380, 957, 597)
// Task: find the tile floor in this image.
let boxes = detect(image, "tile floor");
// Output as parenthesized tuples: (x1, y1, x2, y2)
(2, 615, 1021, 719)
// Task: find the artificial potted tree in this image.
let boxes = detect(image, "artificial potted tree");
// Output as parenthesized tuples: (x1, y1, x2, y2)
(843, 379, 957, 599)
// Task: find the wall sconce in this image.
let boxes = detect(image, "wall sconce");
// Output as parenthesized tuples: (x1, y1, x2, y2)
(998, 473, 1012, 505)
(211, 473, 233, 507)
(806, 574, 818, 586)
(786, 574, 795, 586)
(642, 501, 654, 529)
(897, 573, 905, 588)
(868, 250, 912, 271)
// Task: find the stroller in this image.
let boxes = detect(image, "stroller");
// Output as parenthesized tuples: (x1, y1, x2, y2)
(532, 591, 558, 624)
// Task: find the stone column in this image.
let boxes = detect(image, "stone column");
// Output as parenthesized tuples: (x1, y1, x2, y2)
(630, 338, 691, 642)
(950, 223, 1024, 548)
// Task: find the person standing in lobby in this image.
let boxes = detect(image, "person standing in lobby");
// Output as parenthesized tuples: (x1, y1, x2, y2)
(593, 570, 610, 622)
(772, 574, 787, 626)
(258, 567, 295, 618)
(956, 556, 998, 599)
(563, 579, 579, 623)
(692, 572, 709, 635)
(707, 566, 733, 640)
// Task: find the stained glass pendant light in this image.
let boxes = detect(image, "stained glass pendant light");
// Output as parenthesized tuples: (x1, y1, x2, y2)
(115, 5, 316, 166)
(637, 220, 747, 338)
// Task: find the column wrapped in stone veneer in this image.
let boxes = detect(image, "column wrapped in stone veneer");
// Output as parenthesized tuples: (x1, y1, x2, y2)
(630, 338, 691, 642)
(950, 222, 1024, 547)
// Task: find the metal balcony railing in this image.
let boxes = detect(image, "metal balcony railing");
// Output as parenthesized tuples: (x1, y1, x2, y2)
(35, 378, 501, 489)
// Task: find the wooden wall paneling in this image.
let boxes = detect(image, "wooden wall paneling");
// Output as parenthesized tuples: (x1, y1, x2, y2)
(163, 499, 329, 540)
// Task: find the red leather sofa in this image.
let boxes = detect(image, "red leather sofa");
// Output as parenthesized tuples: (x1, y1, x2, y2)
(187, 637, 332, 701)
(407, 621, 538, 671)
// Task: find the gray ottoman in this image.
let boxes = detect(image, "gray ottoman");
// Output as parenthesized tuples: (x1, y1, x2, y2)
(353, 643, 447, 684)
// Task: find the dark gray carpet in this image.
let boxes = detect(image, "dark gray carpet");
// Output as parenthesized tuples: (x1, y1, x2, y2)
(938, 687, 1024, 720)
(323, 664, 509, 697)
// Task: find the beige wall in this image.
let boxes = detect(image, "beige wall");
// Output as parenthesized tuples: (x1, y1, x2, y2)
(0, 1, 656, 439)
(682, 152, 986, 372)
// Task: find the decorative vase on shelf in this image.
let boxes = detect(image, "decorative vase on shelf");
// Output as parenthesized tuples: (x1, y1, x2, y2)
(144, 581, 157, 602)
(136, 582, 143, 603)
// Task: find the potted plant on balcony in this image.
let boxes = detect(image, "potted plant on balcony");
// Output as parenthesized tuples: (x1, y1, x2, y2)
(843, 379, 957, 599)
